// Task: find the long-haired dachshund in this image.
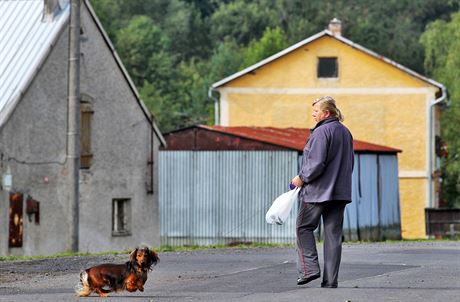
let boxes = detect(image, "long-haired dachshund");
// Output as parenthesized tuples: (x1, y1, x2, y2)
(75, 247, 159, 297)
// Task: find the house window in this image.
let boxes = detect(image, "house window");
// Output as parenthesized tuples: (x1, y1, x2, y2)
(317, 57, 338, 78)
(80, 95, 94, 169)
(112, 198, 131, 236)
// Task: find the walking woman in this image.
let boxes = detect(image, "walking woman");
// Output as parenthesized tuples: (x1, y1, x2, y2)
(291, 96, 354, 288)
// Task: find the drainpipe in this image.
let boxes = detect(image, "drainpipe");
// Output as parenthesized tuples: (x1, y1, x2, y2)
(68, 0, 81, 252)
(208, 87, 220, 125)
(428, 85, 448, 208)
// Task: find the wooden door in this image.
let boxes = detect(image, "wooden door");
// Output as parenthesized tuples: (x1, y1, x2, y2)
(9, 192, 23, 247)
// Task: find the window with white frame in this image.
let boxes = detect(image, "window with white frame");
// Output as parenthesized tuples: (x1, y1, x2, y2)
(112, 198, 131, 236)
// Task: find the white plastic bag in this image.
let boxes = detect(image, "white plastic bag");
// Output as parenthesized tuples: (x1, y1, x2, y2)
(265, 187, 300, 225)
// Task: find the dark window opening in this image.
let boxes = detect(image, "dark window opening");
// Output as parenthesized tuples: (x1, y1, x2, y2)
(317, 57, 338, 78)
(112, 199, 131, 236)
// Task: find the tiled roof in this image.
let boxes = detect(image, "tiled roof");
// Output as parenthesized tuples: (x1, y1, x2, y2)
(199, 125, 401, 153)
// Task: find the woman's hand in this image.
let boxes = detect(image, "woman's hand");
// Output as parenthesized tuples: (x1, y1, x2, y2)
(291, 175, 304, 187)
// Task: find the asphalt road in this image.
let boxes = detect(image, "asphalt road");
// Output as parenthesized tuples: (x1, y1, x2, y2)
(0, 241, 459, 301)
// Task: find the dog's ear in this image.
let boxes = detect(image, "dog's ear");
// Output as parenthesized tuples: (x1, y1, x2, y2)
(129, 248, 138, 262)
(150, 249, 159, 265)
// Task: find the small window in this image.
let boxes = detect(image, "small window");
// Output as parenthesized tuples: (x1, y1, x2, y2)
(317, 57, 338, 78)
(112, 199, 131, 236)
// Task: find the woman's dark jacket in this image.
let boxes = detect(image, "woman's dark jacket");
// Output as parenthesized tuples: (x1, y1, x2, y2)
(298, 117, 354, 203)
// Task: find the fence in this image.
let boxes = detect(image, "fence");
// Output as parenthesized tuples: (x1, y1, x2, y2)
(426, 208, 460, 239)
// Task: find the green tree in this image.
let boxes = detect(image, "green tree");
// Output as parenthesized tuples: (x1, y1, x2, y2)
(91, 0, 460, 134)
(241, 27, 289, 69)
(140, 59, 212, 132)
(207, 38, 243, 81)
(268, 0, 458, 73)
(421, 12, 460, 207)
(162, 0, 213, 60)
(210, 0, 277, 46)
(90, 0, 124, 42)
(115, 16, 170, 86)
(175, 60, 213, 126)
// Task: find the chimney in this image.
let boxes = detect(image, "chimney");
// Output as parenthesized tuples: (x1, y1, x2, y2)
(328, 18, 342, 36)
(42, 0, 62, 22)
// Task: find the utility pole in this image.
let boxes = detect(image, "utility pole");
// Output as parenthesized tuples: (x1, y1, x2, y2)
(68, 0, 80, 252)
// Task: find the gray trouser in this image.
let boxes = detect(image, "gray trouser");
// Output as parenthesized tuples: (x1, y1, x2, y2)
(296, 201, 346, 286)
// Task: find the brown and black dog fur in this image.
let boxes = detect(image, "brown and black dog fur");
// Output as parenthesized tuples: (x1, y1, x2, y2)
(75, 247, 159, 297)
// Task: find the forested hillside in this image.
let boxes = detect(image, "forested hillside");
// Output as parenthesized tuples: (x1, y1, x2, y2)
(91, 0, 460, 206)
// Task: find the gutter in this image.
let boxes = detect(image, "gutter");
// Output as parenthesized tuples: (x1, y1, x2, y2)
(428, 85, 448, 208)
(208, 87, 220, 125)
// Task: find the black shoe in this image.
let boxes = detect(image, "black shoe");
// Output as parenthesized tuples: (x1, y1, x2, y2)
(297, 274, 320, 285)
(321, 282, 338, 288)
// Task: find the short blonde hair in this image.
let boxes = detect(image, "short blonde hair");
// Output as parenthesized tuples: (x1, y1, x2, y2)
(312, 96, 344, 122)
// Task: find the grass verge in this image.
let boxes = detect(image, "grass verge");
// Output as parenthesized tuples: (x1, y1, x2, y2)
(0, 242, 291, 262)
(1, 239, 457, 262)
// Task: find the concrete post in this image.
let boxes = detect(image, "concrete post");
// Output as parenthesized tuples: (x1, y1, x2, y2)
(68, 0, 80, 252)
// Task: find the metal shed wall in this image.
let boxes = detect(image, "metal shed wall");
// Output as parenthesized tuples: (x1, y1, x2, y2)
(343, 154, 401, 241)
(160, 151, 299, 246)
(160, 151, 400, 246)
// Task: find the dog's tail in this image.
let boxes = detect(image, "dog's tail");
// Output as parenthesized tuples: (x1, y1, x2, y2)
(75, 270, 92, 297)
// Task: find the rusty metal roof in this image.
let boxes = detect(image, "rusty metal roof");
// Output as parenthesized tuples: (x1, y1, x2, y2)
(198, 125, 401, 153)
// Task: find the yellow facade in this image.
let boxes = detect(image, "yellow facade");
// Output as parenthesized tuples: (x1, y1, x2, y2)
(216, 35, 442, 239)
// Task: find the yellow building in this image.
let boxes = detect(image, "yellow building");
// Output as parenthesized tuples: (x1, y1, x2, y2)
(210, 19, 447, 239)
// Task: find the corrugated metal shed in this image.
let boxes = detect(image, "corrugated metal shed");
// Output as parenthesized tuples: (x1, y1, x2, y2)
(160, 151, 299, 246)
(164, 125, 402, 153)
(160, 151, 401, 245)
(160, 125, 401, 245)
(0, 0, 70, 128)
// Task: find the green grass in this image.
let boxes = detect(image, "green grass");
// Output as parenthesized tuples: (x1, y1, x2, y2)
(0, 242, 291, 262)
(342, 238, 459, 244)
(157, 242, 292, 253)
(0, 250, 129, 262)
(1, 239, 457, 262)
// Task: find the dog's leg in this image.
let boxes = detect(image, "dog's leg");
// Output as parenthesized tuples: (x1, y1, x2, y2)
(75, 270, 93, 297)
(94, 288, 111, 297)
